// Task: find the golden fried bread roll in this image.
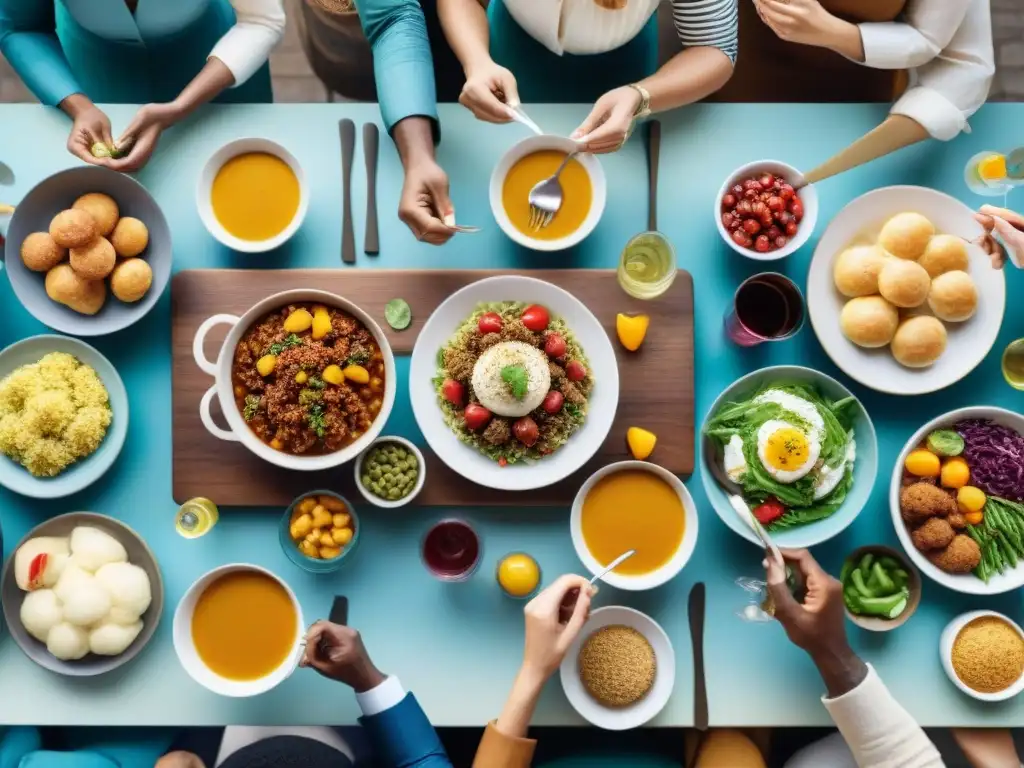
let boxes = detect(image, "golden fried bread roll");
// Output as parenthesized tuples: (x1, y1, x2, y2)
(878, 212, 934, 260)
(49, 209, 96, 249)
(72, 193, 119, 237)
(891, 316, 947, 368)
(45, 264, 107, 315)
(110, 258, 153, 303)
(918, 234, 969, 278)
(20, 232, 66, 272)
(109, 217, 149, 258)
(928, 270, 978, 322)
(833, 244, 887, 297)
(878, 258, 931, 308)
(840, 296, 899, 348)
(69, 237, 116, 280)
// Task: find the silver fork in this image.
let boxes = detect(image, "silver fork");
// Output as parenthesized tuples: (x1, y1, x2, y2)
(528, 151, 578, 230)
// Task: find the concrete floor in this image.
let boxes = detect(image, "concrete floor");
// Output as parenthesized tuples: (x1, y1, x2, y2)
(1, 0, 1022, 104)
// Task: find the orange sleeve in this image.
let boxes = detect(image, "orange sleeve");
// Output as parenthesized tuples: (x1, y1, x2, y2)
(471, 721, 537, 768)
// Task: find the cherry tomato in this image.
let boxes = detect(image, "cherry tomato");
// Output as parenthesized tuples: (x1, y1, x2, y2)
(521, 305, 550, 332)
(544, 333, 567, 359)
(513, 416, 540, 447)
(731, 229, 752, 248)
(742, 219, 761, 236)
(722, 213, 735, 230)
(542, 390, 565, 414)
(753, 498, 786, 525)
(779, 184, 795, 201)
(785, 221, 799, 237)
(774, 236, 789, 249)
(464, 403, 492, 431)
(754, 235, 771, 253)
(721, 193, 737, 209)
(788, 198, 804, 220)
(566, 360, 587, 381)
(441, 379, 465, 407)
(767, 196, 785, 214)
(478, 312, 503, 335)
(498, 456, 508, 467)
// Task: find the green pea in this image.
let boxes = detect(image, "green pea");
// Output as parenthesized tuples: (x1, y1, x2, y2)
(396, 448, 408, 460)
(387, 488, 401, 500)
(361, 474, 371, 487)
(408, 469, 418, 481)
(371, 468, 383, 480)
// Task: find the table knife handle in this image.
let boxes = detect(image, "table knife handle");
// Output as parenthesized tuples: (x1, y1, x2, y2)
(340, 119, 356, 264)
(363, 123, 380, 255)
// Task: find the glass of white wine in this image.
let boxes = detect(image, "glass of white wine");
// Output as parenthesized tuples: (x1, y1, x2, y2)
(1003, 338, 1024, 391)
(617, 231, 677, 300)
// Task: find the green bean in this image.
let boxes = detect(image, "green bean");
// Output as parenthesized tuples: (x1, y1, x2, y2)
(872, 562, 897, 594)
(878, 556, 901, 571)
(859, 553, 874, 575)
(851, 569, 876, 598)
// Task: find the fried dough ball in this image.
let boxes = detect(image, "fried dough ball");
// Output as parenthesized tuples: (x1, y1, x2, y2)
(927, 270, 978, 323)
(833, 245, 887, 297)
(49, 209, 96, 249)
(878, 212, 935, 260)
(20, 232, 66, 272)
(918, 234, 969, 278)
(110, 217, 149, 258)
(891, 316, 947, 368)
(45, 264, 107, 315)
(841, 296, 899, 348)
(110, 258, 153, 303)
(901, 482, 956, 523)
(948, 511, 968, 530)
(928, 534, 981, 574)
(72, 192, 119, 236)
(69, 237, 116, 280)
(912, 517, 956, 551)
(878, 258, 931, 308)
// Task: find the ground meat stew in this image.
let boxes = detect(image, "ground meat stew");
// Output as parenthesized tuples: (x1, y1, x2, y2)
(232, 303, 386, 455)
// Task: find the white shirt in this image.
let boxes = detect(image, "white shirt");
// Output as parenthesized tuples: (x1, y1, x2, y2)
(856, 0, 994, 141)
(209, 0, 287, 87)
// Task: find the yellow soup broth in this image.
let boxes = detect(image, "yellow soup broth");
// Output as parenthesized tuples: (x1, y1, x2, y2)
(211, 152, 300, 241)
(581, 471, 685, 575)
(192, 571, 297, 681)
(502, 150, 591, 241)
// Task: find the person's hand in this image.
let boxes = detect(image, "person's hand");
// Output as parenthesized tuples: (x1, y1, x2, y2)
(754, 0, 843, 46)
(107, 103, 181, 173)
(973, 205, 1024, 269)
(766, 549, 846, 657)
(521, 574, 594, 680)
(155, 752, 206, 768)
(300, 621, 387, 693)
(399, 157, 456, 245)
(952, 728, 1022, 768)
(64, 96, 116, 166)
(459, 59, 519, 123)
(572, 86, 642, 154)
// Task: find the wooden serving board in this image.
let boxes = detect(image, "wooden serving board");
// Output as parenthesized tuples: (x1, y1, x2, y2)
(171, 269, 694, 507)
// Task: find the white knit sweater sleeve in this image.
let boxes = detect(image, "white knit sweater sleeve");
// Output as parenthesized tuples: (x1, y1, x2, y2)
(823, 665, 944, 768)
(209, 0, 286, 87)
(670, 0, 739, 62)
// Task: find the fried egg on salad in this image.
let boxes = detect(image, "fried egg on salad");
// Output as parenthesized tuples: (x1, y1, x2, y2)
(756, 419, 821, 483)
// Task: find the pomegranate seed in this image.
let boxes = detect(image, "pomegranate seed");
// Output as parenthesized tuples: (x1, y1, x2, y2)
(775, 236, 789, 249)
(777, 211, 793, 225)
(722, 213, 735, 229)
(743, 219, 761, 235)
(744, 188, 758, 199)
(785, 221, 799, 236)
(731, 229, 749, 247)
(761, 213, 774, 229)
(750, 201, 768, 217)
(779, 184, 795, 201)
(722, 193, 737, 208)
(732, 184, 744, 197)
(744, 179, 761, 191)
(754, 234, 771, 253)
(767, 196, 785, 213)
(736, 200, 753, 216)
(759, 173, 774, 189)
(789, 199, 804, 219)
(767, 226, 783, 240)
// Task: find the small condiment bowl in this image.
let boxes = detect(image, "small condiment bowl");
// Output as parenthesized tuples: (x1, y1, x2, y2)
(715, 159, 819, 262)
(279, 490, 361, 574)
(197, 137, 309, 253)
(353, 436, 426, 509)
(940, 610, 1024, 702)
(841, 545, 921, 633)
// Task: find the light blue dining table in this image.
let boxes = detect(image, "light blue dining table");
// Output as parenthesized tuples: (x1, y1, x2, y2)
(0, 103, 1021, 728)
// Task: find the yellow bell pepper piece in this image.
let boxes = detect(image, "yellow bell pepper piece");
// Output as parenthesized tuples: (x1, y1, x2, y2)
(343, 364, 370, 384)
(256, 354, 277, 377)
(283, 308, 313, 333)
(312, 311, 332, 341)
(957, 486, 987, 514)
(322, 364, 345, 385)
(295, 371, 308, 385)
(627, 427, 657, 460)
(616, 313, 650, 352)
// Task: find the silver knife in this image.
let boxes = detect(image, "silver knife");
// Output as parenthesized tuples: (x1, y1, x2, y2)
(339, 119, 356, 264)
(363, 123, 379, 255)
(688, 582, 708, 733)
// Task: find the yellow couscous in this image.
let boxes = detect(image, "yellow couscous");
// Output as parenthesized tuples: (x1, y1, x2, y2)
(0, 352, 112, 477)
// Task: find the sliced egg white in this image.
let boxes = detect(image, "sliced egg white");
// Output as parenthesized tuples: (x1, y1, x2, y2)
(723, 434, 747, 482)
(756, 419, 821, 483)
(812, 436, 857, 500)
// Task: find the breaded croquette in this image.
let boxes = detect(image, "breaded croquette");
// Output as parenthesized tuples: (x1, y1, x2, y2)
(901, 482, 957, 523)
(928, 534, 982, 575)
(912, 517, 956, 552)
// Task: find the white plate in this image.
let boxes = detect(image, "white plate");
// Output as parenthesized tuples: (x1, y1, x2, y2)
(808, 186, 1006, 395)
(890, 406, 1024, 595)
(409, 275, 619, 491)
(560, 606, 675, 730)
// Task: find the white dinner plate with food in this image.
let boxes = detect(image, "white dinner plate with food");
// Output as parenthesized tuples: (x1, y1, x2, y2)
(409, 275, 618, 491)
(560, 606, 675, 730)
(890, 406, 1024, 596)
(807, 186, 1005, 395)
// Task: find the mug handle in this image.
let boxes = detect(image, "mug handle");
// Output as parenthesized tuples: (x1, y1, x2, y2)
(199, 385, 238, 442)
(193, 313, 239, 376)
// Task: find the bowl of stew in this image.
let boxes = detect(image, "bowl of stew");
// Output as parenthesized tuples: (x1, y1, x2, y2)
(192, 289, 396, 471)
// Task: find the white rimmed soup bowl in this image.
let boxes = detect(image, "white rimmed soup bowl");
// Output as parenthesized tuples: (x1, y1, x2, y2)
(173, 563, 305, 698)
(197, 138, 309, 253)
(490, 135, 606, 252)
(192, 289, 397, 471)
(570, 461, 698, 591)
(940, 610, 1024, 702)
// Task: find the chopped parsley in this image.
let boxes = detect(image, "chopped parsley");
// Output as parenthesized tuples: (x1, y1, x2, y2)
(267, 334, 303, 356)
(565, 404, 584, 422)
(307, 376, 325, 390)
(501, 365, 529, 400)
(306, 403, 327, 438)
(242, 394, 261, 421)
(346, 349, 370, 366)
(298, 389, 322, 407)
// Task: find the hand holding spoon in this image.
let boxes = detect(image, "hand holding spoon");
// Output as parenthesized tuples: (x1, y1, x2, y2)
(557, 550, 636, 624)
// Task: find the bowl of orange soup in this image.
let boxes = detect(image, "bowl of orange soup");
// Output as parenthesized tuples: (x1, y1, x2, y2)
(173, 564, 304, 697)
(490, 135, 606, 252)
(198, 138, 308, 253)
(571, 461, 699, 591)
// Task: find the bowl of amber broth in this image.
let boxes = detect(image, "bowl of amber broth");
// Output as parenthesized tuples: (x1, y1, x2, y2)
(173, 563, 304, 697)
(192, 289, 396, 472)
(571, 461, 698, 591)
(198, 138, 308, 253)
(941, 610, 1024, 702)
(490, 135, 606, 252)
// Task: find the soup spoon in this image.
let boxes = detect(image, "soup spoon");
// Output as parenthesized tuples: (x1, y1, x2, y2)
(590, 549, 636, 586)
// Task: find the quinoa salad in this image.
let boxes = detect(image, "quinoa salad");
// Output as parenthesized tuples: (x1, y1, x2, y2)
(434, 302, 593, 465)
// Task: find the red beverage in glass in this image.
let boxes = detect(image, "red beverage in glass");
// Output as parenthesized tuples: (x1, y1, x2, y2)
(422, 519, 481, 581)
(725, 272, 805, 347)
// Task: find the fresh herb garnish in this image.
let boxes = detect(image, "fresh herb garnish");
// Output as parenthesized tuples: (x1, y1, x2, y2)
(565, 403, 583, 421)
(306, 403, 327, 438)
(436, 347, 446, 369)
(346, 349, 370, 366)
(501, 365, 529, 400)
(298, 389, 322, 407)
(307, 376, 325, 390)
(242, 394, 261, 421)
(267, 334, 303, 356)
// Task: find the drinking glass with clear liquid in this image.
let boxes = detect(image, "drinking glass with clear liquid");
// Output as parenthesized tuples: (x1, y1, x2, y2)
(175, 497, 220, 538)
(1003, 338, 1024, 391)
(617, 231, 677, 300)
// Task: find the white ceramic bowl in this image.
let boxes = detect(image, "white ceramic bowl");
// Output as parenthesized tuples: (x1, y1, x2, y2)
(173, 563, 304, 697)
(808, 185, 1006, 396)
(489, 135, 606, 252)
(192, 289, 397, 472)
(353, 436, 426, 508)
(197, 138, 309, 253)
(940, 610, 1024, 701)
(571, 461, 698, 591)
(890, 406, 1024, 595)
(560, 606, 675, 730)
(715, 160, 819, 261)
(409, 275, 619, 491)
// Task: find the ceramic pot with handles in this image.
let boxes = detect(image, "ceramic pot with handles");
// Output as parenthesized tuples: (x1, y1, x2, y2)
(192, 289, 397, 471)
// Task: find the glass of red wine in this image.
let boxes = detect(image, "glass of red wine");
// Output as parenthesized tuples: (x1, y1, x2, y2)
(724, 272, 805, 347)
(422, 518, 481, 582)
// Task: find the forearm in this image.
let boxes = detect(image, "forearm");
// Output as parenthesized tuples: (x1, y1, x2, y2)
(392, 116, 436, 169)
(0, 30, 80, 106)
(811, 643, 868, 698)
(495, 666, 545, 738)
(638, 47, 733, 113)
(166, 58, 235, 123)
(823, 18, 865, 62)
(437, 0, 491, 72)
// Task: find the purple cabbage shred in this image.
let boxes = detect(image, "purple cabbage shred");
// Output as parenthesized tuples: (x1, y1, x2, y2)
(955, 419, 1024, 502)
